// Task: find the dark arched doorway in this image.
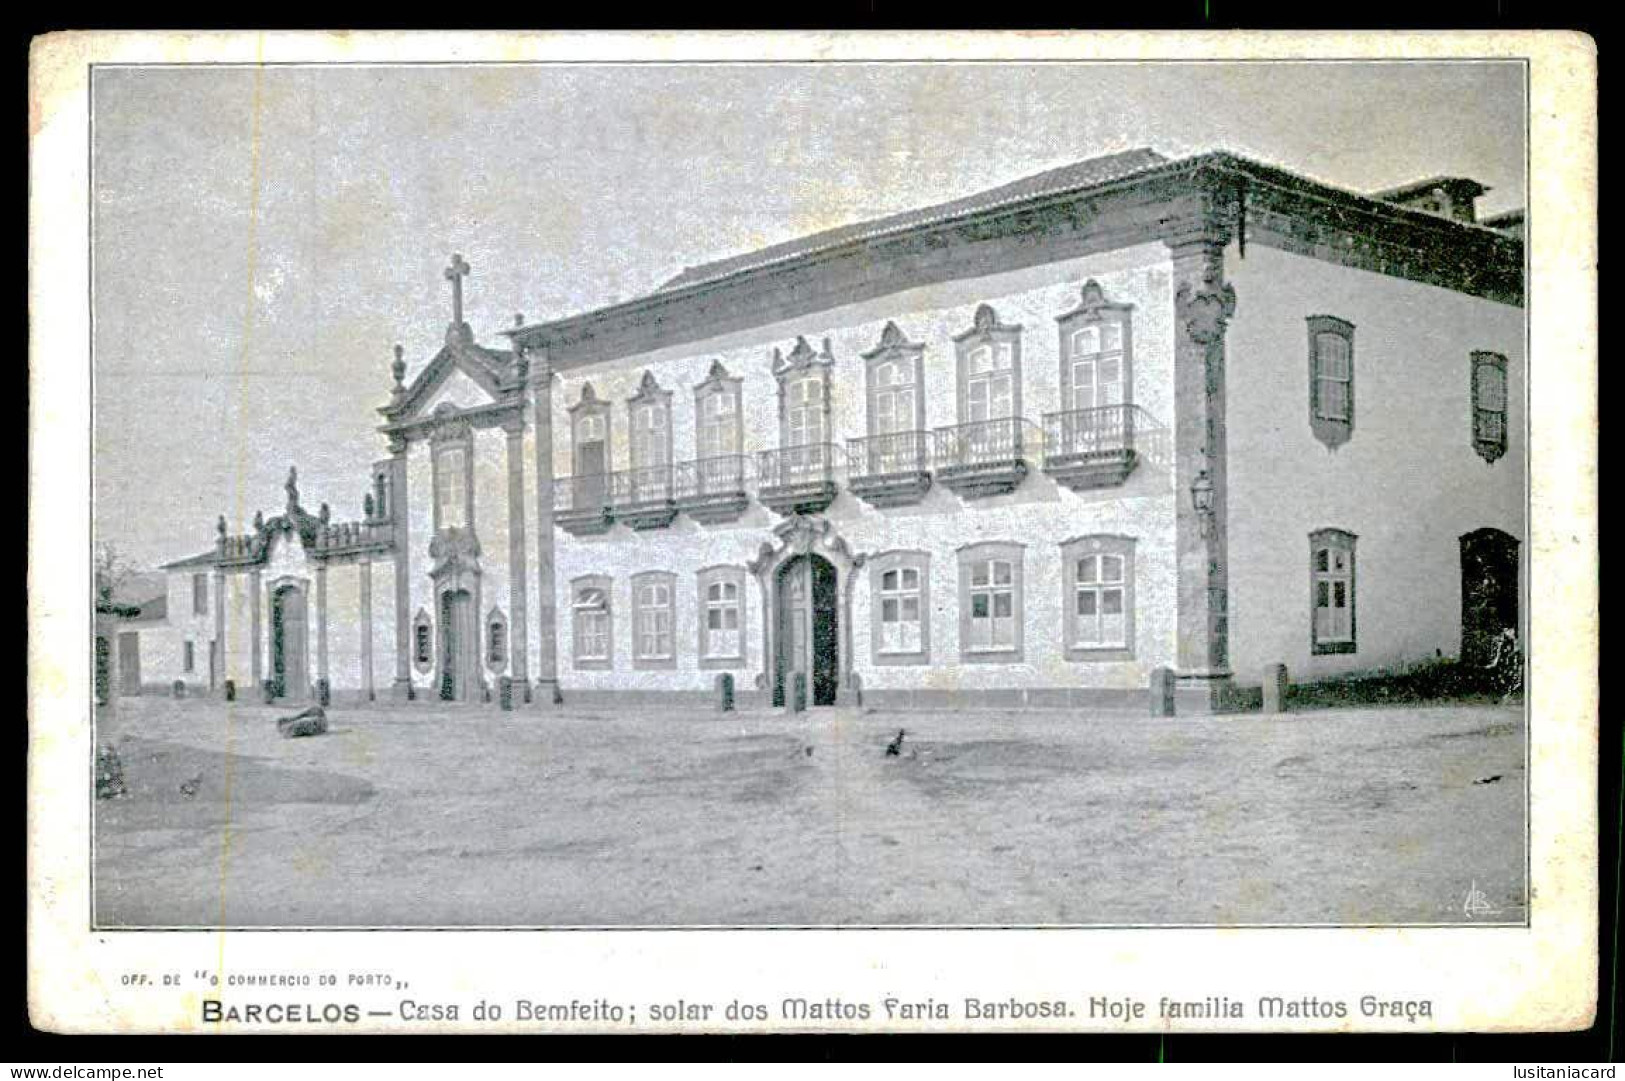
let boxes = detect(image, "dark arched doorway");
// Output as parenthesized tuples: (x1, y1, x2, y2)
(1460, 528, 1520, 668)
(775, 553, 839, 707)
(271, 584, 310, 700)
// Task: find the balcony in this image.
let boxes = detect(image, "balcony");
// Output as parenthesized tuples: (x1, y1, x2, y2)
(932, 417, 1040, 499)
(846, 431, 933, 508)
(554, 473, 613, 536)
(1041, 405, 1166, 491)
(756, 443, 840, 516)
(674, 454, 751, 524)
(611, 465, 678, 530)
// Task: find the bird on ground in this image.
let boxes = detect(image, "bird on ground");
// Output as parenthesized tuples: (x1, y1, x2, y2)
(179, 774, 203, 798)
(884, 729, 906, 757)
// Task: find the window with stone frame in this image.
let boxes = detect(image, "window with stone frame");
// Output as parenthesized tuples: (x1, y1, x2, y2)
(433, 442, 470, 530)
(629, 372, 672, 471)
(862, 323, 926, 474)
(486, 607, 508, 671)
(1057, 280, 1134, 414)
(412, 608, 434, 673)
(1471, 351, 1509, 463)
(571, 576, 613, 670)
(1308, 316, 1355, 449)
(632, 571, 677, 669)
(1311, 529, 1358, 654)
(958, 542, 1024, 662)
(192, 573, 209, 616)
(696, 370, 742, 460)
(870, 551, 930, 665)
(697, 565, 746, 668)
(1061, 536, 1136, 661)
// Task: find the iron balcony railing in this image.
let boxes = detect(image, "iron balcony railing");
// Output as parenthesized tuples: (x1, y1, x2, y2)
(756, 443, 841, 489)
(932, 417, 1042, 471)
(674, 454, 749, 500)
(611, 463, 675, 507)
(1042, 405, 1170, 467)
(553, 472, 613, 513)
(847, 430, 931, 480)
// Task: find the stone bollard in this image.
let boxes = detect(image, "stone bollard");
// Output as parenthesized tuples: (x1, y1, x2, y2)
(317, 678, 331, 707)
(790, 672, 808, 714)
(716, 672, 735, 713)
(1149, 666, 1176, 717)
(1261, 663, 1290, 714)
(500, 676, 514, 712)
(224, 679, 236, 703)
(172, 679, 187, 699)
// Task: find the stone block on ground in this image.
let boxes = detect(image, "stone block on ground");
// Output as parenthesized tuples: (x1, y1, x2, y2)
(277, 705, 328, 739)
(1262, 663, 1290, 713)
(1149, 666, 1176, 717)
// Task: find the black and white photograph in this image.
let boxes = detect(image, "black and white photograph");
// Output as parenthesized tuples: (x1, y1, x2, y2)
(30, 30, 1597, 1034)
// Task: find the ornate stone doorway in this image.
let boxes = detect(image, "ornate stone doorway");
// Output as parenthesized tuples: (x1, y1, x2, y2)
(271, 583, 310, 700)
(775, 553, 839, 707)
(439, 588, 478, 702)
(749, 514, 865, 708)
(1460, 528, 1519, 668)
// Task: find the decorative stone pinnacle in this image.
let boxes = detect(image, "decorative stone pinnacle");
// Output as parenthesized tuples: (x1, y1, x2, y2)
(392, 344, 406, 391)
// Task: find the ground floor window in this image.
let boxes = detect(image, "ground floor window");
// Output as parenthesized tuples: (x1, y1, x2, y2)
(572, 576, 612, 669)
(697, 566, 745, 666)
(486, 607, 507, 671)
(870, 551, 930, 664)
(633, 572, 675, 669)
(1311, 528, 1357, 654)
(958, 542, 1024, 662)
(413, 608, 434, 673)
(1062, 535, 1135, 659)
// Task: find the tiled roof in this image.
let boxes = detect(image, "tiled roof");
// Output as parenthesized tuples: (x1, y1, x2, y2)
(1370, 176, 1490, 201)
(657, 148, 1170, 293)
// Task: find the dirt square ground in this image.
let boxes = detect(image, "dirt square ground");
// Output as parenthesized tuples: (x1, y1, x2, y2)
(91, 696, 1526, 927)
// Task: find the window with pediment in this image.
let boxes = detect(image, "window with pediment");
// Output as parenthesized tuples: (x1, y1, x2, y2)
(1056, 280, 1134, 414)
(952, 304, 1023, 425)
(695, 360, 743, 460)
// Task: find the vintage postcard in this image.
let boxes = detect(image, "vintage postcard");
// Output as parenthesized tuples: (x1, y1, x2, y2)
(28, 30, 1597, 1032)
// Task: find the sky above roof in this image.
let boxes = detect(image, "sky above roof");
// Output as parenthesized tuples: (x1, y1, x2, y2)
(92, 59, 1524, 567)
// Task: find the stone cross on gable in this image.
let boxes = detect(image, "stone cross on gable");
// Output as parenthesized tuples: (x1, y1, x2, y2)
(445, 253, 471, 326)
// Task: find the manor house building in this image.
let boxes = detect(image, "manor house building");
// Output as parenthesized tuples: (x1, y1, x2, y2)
(126, 149, 1525, 712)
